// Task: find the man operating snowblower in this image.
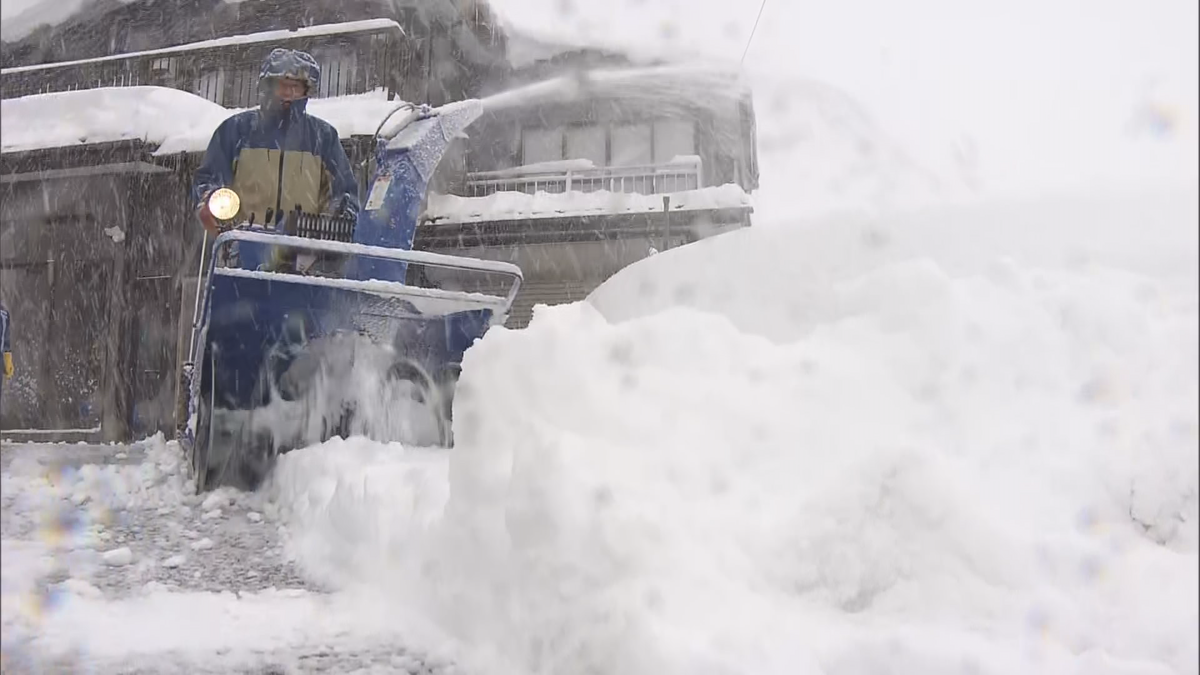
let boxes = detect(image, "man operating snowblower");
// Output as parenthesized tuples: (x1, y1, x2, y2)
(179, 50, 524, 494)
(192, 48, 360, 272)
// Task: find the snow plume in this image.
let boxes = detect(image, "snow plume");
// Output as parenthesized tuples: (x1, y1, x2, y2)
(260, 186, 1200, 675)
(211, 331, 447, 476)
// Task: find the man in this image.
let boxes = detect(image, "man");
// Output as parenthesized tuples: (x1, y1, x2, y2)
(192, 48, 360, 238)
(1, 301, 11, 418)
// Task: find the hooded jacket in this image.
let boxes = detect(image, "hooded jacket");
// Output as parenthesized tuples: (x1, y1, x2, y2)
(192, 96, 361, 227)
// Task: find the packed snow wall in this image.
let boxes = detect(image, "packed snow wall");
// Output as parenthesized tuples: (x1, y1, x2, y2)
(262, 185, 1198, 675)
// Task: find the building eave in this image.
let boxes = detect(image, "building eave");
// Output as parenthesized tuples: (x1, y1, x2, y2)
(415, 206, 751, 248)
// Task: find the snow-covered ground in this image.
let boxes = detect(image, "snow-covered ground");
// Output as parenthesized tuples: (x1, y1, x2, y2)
(0, 437, 463, 673)
(4, 184, 1195, 674)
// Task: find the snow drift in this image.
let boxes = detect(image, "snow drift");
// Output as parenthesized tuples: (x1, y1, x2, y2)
(262, 186, 1198, 675)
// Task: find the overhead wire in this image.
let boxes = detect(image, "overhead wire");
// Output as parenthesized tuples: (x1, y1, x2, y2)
(740, 0, 769, 65)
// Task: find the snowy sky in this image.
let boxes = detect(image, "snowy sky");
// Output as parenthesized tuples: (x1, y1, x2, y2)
(490, 0, 1199, 206)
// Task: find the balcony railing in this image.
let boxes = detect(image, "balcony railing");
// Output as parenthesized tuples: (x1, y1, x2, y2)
(0, 19, 415, 107)
(464, 158, 703, 198)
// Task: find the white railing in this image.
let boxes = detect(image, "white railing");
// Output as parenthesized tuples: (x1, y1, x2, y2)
(464, 158, 702, 198)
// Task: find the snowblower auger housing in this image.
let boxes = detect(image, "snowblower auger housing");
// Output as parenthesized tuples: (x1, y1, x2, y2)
(179, 100, 523, 493)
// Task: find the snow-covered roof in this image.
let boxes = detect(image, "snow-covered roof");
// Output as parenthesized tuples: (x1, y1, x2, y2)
(1, 19, 404, 75)
(0, 86, 230, 154)
(2, 58, 750, 156)
(0, 87, 410, 155)
(423, 183, 752, 225)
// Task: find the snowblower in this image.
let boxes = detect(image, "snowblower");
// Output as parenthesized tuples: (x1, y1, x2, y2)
(179, 100, 523, 493)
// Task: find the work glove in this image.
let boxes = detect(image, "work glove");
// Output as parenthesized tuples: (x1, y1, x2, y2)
(332, 195, 358, 221)
(197, 190, 223, 236)
(3, 351, 12, 379)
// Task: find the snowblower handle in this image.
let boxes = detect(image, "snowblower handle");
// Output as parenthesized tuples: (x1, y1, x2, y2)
(210, 229, 524, 304)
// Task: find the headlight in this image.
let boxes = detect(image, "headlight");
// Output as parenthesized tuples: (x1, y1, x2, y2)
(208, 188, 241, 220)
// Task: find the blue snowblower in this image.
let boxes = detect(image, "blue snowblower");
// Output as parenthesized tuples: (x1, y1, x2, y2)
(179, 100, 523, 493)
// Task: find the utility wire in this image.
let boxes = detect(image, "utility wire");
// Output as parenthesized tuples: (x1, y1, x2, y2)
(740, 0, 769, 65)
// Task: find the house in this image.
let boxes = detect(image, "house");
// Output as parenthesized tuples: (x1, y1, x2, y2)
(419, 60, 758, 327)
(0, 0, 758, 441)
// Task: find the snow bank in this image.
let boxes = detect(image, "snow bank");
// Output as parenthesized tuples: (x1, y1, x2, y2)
(424, 183, 751, 224)
(265, 186, 1198, 675)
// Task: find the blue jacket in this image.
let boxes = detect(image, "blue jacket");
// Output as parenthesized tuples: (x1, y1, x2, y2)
(0, 304, 9, 354)
(192, 98, 360, 227)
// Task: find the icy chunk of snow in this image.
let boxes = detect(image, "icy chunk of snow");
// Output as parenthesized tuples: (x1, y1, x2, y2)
(56, 578, 103, 599)
(101, 223, 124, 241)
(190, 538, 214, 551)
(247, 512, 263, 523)
(162, 555, 187, 569)
(201, 491, 230, 512)
(201, 509, 223, 520)
(141, 581, 169, 594)
(101, 547, 133, 567)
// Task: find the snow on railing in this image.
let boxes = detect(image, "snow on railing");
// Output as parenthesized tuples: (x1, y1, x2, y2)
(466, 156, 702, 198)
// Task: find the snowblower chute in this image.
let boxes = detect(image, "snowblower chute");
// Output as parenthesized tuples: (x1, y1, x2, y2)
(179, 99, 523, 493)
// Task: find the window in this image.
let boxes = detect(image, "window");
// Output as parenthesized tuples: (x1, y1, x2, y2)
(653, 119, 696, 163)
(313, 48, 358, 98)
(517, 119, 698, 168)
(610, 123, 652, 166)
(522, 127, 563, 165)
(194, 69, 226, 105)
(565, 125, 606, 167)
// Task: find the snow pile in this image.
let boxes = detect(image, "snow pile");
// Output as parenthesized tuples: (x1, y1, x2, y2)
(351, 186, 1193, 674)
(425, 183, 751, 224)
